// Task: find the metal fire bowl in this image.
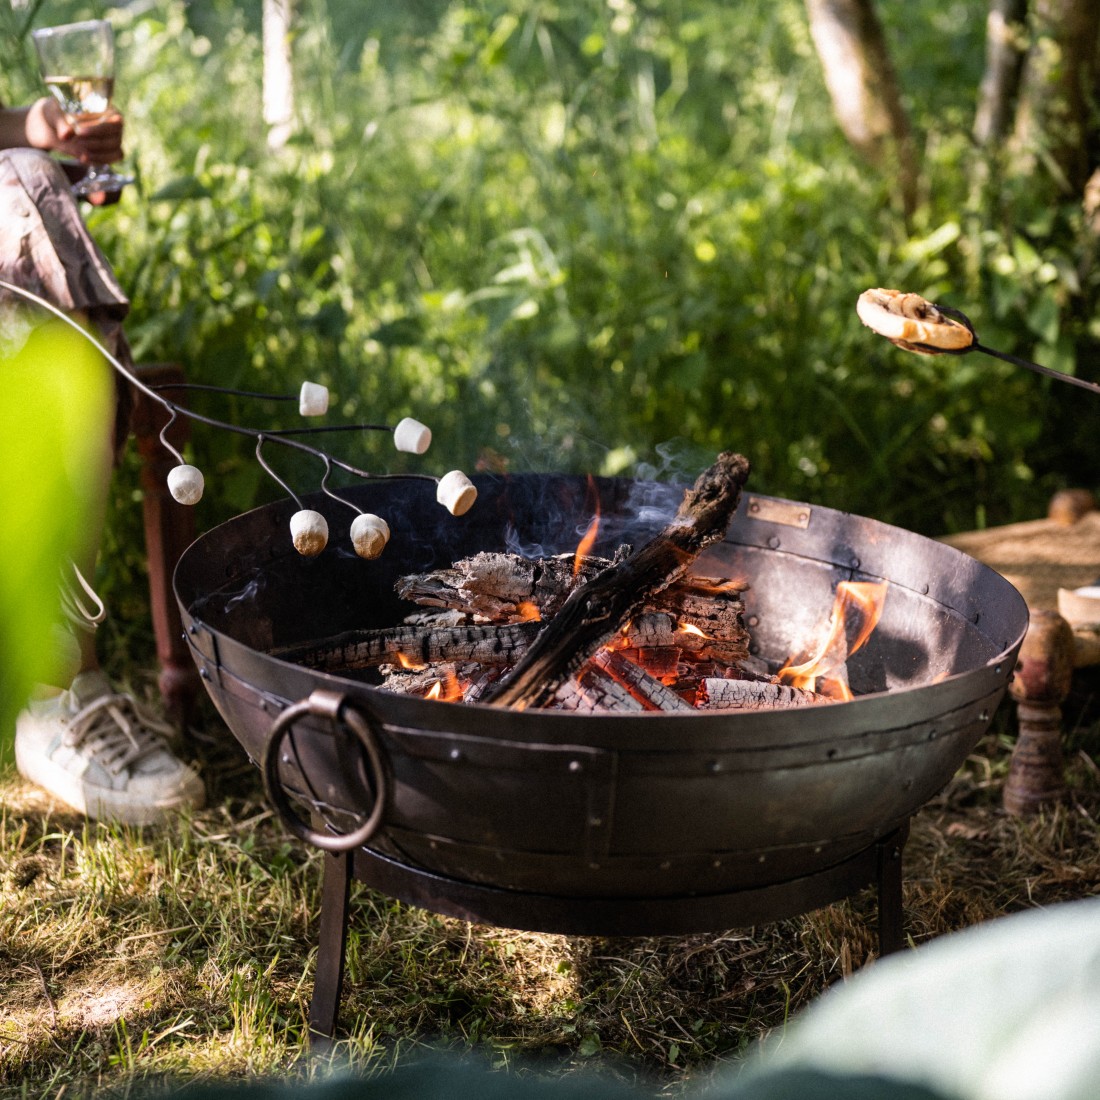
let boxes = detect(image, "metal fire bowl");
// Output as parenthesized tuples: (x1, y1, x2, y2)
(175, 473, 1027, 931)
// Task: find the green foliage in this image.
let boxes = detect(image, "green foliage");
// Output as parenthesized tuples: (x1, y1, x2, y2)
(10, 0, 1100, 647)
(0, 320, 111, 756)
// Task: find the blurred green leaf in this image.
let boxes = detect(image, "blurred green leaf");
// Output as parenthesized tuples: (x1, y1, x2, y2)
(0, 320, 110, 759)
(149, 176, 214, 202)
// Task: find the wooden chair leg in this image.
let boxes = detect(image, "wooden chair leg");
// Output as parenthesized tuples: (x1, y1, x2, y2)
(1004, 609, 1072, 816)
(129, 364, 202, 728)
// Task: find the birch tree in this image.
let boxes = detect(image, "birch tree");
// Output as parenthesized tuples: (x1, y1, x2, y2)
(803, 0, 919, 217)
(263, 0, 296, 151)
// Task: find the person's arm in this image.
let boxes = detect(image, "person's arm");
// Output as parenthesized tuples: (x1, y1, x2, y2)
(0, 96, 123, 163)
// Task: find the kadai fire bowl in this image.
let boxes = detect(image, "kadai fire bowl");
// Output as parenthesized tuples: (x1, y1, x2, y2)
(174, 471, 1027, 1038)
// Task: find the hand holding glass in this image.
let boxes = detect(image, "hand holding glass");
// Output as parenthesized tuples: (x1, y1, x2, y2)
(31, 19, 134, 197)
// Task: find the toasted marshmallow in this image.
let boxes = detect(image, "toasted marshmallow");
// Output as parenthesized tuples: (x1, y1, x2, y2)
(856, 288, 974, 354)
(393, 417, 432, 454)
(350, 512, 391, 559)
(436, 470, 478, 516)
(299, 381, 330, 417)
(167, 464, 205, 505)
(290, 509, 329, 556)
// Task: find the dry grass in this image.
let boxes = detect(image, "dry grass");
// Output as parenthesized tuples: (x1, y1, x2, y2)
(2, 699, 1099, 1099)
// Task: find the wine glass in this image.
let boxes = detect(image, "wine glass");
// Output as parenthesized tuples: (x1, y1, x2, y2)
(31, 19, 134, 198)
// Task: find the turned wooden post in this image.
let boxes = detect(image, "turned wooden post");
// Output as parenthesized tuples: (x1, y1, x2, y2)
(1004, 609, 1072, 815)
(129, 364, 202, 729)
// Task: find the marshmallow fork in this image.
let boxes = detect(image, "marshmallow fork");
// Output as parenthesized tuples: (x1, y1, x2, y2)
(350, 512, 391, 559)
(167, 464, 205, 505)
(436, 470, 478, 516)
(290, 509, 329, 556)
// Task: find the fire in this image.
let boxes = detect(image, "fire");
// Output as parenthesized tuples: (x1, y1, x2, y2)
(573, 512, 600, 575)
(573, 482, 601, 576)
(686, 576, 747, 596)
(516, 601, 542, 622)
(396, 652, 428, 671)
(678, 622, 707, 639)
(426, 669, 464, 702)
(778, 581, 888, 701)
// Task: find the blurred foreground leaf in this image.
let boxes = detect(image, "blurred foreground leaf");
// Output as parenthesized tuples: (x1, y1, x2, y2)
(0, 318, 111, 760)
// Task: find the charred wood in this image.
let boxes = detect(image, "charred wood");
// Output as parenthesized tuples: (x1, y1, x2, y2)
(395, 548, 629, 623)
(553, 667, 648, 713)
(590, 650, 695, 712)
(696, 678, 830, 710)
(271, 620, 541, 671)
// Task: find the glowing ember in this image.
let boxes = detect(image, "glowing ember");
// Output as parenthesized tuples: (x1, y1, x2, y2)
(779, 581, 888, 701)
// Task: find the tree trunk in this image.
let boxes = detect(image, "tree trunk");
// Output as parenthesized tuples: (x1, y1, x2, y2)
(974, 0, 1030, 145)
(263, 0, 296, 151)
(803, 0, 919, 216)
(1012, 0, 1100, 193)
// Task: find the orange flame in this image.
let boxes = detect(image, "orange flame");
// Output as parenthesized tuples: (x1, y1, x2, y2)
(779, 581, 888, 701)
(574, 510, 600, 576)
(686, 576, 748, 595)
(396, 652, 428, 671)
(426, 669, 464, 703)
(678, 622, 707, 639)
(516, 601, 542, 622)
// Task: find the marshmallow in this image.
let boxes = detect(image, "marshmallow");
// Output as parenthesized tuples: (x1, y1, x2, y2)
(299, 381, 330, 417)
(167, 464, 205, 505)
(350, 513, 391, 559)
(290, 509, 329, 556)
(393, 417, 432, 454)
(436, 470, 478, 516)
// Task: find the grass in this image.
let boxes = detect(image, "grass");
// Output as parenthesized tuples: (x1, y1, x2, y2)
(2, 695, 1099, 1099)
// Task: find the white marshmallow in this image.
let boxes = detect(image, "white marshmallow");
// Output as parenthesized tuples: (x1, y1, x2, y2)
(436, 470, 478, 516)
(350, 513, 391, 559)
(299, 381, 330, 417)
(393, 417, 432, 454)
(167, 464, 205, 505)
(290, 509, 329, 556)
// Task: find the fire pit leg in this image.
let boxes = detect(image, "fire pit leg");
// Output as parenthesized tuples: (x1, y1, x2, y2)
(308, 849, 353, 1048)
(875, 823, 908, 956)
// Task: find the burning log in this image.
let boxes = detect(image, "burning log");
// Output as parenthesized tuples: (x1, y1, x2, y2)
(618, 612, 748, 665)
(590, 650, 695, 712)
(483, 452, 752, 709)
(273, 620, 541, 671)
(554, 667, 649, 713)
(696, 678, 830, 711)
(395, 549, 628, 623)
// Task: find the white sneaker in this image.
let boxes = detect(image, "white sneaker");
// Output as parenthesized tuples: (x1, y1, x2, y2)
(15, 670, 205, 825)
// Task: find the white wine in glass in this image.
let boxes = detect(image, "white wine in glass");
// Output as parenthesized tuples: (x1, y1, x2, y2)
(31, 19, 134, 197)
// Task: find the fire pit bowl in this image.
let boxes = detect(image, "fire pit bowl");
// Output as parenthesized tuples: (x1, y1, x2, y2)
(175, 472, 1027, 1037)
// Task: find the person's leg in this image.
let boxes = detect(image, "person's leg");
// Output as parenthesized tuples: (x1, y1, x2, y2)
(2, 149, 204, 824)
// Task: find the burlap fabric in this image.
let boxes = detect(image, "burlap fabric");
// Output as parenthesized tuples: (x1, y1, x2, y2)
(943, 512, 1100, 612)
(0, 147, 131, 451)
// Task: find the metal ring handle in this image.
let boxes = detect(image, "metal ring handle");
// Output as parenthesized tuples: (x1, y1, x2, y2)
(262, 690, 389, 852)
